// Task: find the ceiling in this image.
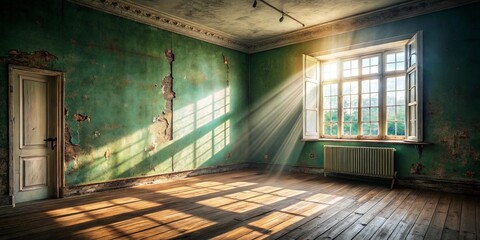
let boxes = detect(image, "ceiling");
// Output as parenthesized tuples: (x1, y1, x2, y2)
(73, 0, 475, 52)
(130, 0, 412, 42)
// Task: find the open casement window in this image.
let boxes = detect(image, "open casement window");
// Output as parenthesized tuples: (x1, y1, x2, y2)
(405, 32, 423, 142)
(302, 33, 423, 142)
(303, 55, 320, 139)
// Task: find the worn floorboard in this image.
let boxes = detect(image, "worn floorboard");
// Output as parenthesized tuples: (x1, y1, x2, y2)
(0, 170, 477, 240)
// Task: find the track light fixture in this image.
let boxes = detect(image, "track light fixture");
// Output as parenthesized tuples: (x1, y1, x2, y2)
(251, 0, 305, 27)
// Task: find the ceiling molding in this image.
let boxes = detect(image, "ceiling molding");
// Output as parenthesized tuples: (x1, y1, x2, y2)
(71, 0, 478, 54)
(71, 0, 250, 52)
(247, 0, 479, 53)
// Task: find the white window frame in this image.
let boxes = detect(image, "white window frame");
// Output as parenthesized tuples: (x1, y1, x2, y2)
(302, 32, 423, 142)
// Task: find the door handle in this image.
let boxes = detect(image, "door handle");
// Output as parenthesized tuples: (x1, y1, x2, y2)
(43, 137, 57, 150)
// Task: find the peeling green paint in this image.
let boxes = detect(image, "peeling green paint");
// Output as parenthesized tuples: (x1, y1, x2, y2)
(0, 0, 249, 194)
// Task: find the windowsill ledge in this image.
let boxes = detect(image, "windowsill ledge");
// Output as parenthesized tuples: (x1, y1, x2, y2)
(301, 138, 429, 145)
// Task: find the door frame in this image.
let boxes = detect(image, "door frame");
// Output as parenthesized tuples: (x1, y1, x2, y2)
(8, 65, 65, 206)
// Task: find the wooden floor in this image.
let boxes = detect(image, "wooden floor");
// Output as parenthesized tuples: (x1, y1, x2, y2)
(0, 170, 479, 240)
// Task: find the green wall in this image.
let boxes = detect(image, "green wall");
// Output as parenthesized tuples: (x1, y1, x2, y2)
(248, 3, 480, 180)
(0, 0, 249, 197)
(1, 0, 479, 204)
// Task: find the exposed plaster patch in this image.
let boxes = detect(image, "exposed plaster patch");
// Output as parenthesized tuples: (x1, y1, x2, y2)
(0, 50, 58, 68)
(73, 113, 90, 122)
(439, 129, 474, 160)
(104, 148, 111, 160)
(144, 144, 156, 153)
(410, 162, 425, 174)
(65, 124, 79, 162)
(430, 166, 445, 178)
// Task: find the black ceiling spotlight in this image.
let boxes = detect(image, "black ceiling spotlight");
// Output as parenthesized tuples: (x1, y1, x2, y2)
(251, 0, 305, 27)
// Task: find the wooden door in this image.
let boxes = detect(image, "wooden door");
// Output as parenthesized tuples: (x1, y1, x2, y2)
(9, 65, 64, 204)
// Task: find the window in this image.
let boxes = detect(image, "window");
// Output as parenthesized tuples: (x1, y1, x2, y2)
(303, 33, 423, 142)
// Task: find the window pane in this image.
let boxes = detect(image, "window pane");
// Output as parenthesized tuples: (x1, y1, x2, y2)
(387, 122, 395, 135)
(343, 123, 351, 135)
(387, 92, 395, 106)
(362, 94, 370, 107)
(387, 77, 395, 91)
(397, 76, 405, 91)
(362, 123, 371, 135)
(343, 59, 359, 77)
(397, 122, 405, 135)
(343, 96, 350, 108)
(332, 110, 338, 122)
(323, 96, 331, 109)
(371, 80, 379, 92)
(397, 106, 405, 121)
(386, 63, 395, 72)
(352, 123, 358, 135)
(323, 63, 338, 80)
(371, 123, 379, 135)
(324, 110, 331, 122)
(324, 125, 331, 135)
(306, 82, 317, 109)
(351, 95, 358, 107)
(362, 81, 369, 92)
(409, 87, 416, 102)
(371, 108, 379, 121)
(352, 108, 358, 122)
(306, 110, 317, 133)
(387, 107, 396, 121)
(343, 109, 351, 121)
(343, 82, 351, 94)
(371, 93, 379, 107)
(332, 123, 338, 135)
(396, 91, 405, 105)
(331, 96, 338, 108)
(362, 108, 370, 121)
(387, 54, 395, 63)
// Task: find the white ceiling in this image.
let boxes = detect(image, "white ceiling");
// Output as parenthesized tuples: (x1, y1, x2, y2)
(73, 0, 476, 52)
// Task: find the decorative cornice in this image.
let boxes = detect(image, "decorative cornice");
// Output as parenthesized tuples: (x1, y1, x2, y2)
(70, 0, 478, 54)
(70, 0, 250, 52)
(248, 0, 480, 53)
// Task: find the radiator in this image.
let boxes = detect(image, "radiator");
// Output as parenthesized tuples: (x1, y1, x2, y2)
(324, 145, 397, 188)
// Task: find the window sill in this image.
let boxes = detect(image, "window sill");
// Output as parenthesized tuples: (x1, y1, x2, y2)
(301, 138, 429, 145)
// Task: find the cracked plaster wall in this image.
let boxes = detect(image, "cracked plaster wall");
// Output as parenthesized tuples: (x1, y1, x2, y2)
(0, 0, 249, 202)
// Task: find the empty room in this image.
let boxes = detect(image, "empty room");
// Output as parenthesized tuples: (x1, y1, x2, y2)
(0, 0, 479, 239)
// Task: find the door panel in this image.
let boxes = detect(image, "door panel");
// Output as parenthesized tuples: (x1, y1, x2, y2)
(20, 156, 48, 191)
(10, 67, 59, 204)
(21, 77, 48, 148)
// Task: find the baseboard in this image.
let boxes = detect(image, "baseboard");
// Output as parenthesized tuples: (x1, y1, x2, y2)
(397, 176, 480, 195)
(248, 162, 324, 175)
(64, 163, 249, 197)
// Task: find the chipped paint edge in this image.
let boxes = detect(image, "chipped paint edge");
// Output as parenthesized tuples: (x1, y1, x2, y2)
(70, 0, 478, 53)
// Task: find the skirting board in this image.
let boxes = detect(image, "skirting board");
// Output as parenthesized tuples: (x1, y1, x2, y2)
(396, 176, 480, 195)
(248, 162, 480, 195)
(64, 163, 249, 197)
